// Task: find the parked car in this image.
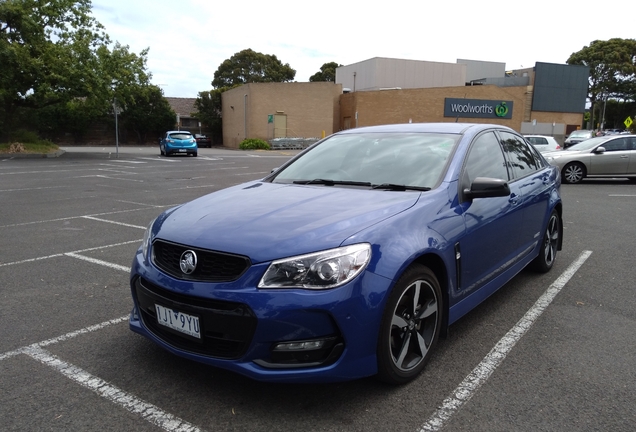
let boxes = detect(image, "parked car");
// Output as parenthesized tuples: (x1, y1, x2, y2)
(564, 129, 594, 147)
(544, 134, 636, 184)
(524, 135, 561, 153)
(160, 131, 197, 157)
(130, 123, 563, 384)
(194, 134, 212, 148)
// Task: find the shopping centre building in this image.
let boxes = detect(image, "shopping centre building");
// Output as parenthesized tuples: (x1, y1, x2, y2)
(221, 57, 589, 148)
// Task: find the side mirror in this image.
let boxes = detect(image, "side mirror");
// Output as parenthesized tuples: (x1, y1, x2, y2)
(593, 146, 606, 154)
(464, 177, 511, 199)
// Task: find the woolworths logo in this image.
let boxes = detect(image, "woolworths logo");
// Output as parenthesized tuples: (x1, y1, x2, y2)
(495, 102, 509, 117)
(444, 98, 513, 119)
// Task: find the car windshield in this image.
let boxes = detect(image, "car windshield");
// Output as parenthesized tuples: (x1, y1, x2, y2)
(271, 132, 458, 189)
(169, 133, 192, 140)
(569, 130, 592, 138)
(565, 137, 609, 151)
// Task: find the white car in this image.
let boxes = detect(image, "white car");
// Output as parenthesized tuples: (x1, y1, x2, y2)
(524, 135, 561, 153)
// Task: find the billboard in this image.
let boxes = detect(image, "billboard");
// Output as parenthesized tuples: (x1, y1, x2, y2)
(444, 98, 514, 119)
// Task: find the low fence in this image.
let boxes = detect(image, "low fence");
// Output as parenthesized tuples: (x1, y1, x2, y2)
(269, 137, 320, 150)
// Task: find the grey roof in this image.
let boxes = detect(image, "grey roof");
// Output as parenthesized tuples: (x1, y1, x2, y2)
(165, 97, 197, 118)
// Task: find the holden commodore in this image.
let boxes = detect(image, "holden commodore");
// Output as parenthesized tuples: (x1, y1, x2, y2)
(129, 123, 563, 384)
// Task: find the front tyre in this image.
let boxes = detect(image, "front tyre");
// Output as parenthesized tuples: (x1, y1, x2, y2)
(562, 162, 585, 184)
(377, 265, 442, 384)
(531, 210, 560, 273)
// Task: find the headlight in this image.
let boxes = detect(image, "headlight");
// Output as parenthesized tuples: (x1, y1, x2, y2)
(258, 244, 372, 289)
(141, 218, 156, 261)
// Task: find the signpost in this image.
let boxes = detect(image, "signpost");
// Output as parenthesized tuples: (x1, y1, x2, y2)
(624, 116, 633, 129)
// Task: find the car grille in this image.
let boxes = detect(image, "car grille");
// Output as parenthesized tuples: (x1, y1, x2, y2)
(152, 239, 250, 282)
(134, 277, 257, 359)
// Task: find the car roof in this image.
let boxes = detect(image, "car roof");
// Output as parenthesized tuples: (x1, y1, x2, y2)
(166, 130, 192, 134)
(339, 122, 514, 135)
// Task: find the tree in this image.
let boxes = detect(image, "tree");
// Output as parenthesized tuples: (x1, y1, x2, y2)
(0, 0, 108, 138)
(309, 62, 342, 82)
(0, 0, 153, 142)
(193, 89, 224, 143)
(119, 85, 175, 144)
(567, 38, 636, 129)
(211, 49, 295, 88)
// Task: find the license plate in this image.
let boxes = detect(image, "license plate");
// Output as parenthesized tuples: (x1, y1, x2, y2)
(155, 304, 201, 339)
(178, 149, 186, 152)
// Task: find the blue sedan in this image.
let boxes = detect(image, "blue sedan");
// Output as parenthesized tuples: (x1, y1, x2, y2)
(130, 123, 563, 384)
(159, 131, 197, 157)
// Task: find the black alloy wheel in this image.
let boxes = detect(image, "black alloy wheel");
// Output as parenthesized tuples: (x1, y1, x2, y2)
(531, 210, 560, 273)
(377, 265, 442, 384)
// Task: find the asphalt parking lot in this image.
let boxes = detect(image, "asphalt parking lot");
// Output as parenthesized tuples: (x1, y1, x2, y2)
(1, 146, 635, 431)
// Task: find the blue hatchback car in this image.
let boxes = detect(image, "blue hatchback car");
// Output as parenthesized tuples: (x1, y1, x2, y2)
(160, 131, 197, 157)
(130, 123, 563, 384)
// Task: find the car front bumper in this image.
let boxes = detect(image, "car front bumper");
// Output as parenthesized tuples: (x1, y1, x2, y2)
(129, 249, 393, 383)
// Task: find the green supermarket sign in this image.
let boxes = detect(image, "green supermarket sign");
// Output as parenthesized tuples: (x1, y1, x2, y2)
(444, 98, 513, 119)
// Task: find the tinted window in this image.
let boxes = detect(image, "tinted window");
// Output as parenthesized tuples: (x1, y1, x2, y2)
(273, 133, 458, 189)
(602, 138, 629, 151)
(168, 133, 193, 140)
(499, 131, 540, 179)
(463, 132, 509, 186)
(527, 137, 548, 145)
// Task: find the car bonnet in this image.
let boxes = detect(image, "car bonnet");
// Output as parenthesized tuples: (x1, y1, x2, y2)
(153, 182, 420, 263)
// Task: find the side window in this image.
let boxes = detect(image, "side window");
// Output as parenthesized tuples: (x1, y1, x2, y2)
(499, 131, 540, 179)
(602, 138, 628, 152)
(463, 132, 509, 187)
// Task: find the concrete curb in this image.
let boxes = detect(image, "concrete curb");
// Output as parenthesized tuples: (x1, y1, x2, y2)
(0, 150, 66, 159)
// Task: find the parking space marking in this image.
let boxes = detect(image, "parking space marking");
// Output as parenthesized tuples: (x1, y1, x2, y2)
(107, 160, 147, 164)
(65, 252, 131, 272)
(609, 194, 636, 197)
(138, 157, 179, 163)
(24, 347, 201, 432)
(0, 316, 129, 361)
(82, 216, 146, 229)
(0, 240, 141, 268)
(0, 185, 69, 192)
(82, 175, 144, 182)
(168, 185, 217, 190)
(419, 250, 593, 432)
(0, 207, 169, 229)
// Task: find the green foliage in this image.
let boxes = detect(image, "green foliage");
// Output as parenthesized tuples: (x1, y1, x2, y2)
(239, 138, 270, 150)
(212, 49, 295, 88)
(0, 0, 153, 141)
(567, 38, 636, 128)
(8, 129, 40, 143)
(193, 88, 226, 144)
(119, 85, 175, 143)
(309, 62, 343, 82)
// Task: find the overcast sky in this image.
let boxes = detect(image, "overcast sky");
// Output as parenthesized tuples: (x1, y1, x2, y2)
(91, 0, 632, 98)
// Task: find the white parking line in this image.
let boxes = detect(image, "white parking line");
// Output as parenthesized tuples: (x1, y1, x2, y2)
(0, 240, 141, 268)
(419, 250, 593, 432)
(82, 216, 146, 229)
(65, 252, 131, 272)
(0, 185, 69, 192)
(24, 347, 201, 432)
(138, 157, 179, 163)
(0, 207, 168, 229)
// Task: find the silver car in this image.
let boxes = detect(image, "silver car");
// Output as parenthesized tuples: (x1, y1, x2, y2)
(543, 135, 636, 184)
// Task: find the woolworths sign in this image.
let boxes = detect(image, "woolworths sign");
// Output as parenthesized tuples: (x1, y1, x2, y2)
(444, 98, 513, 119)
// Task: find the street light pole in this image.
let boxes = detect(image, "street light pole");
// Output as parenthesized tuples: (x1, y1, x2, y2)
(113, 97, 119, 158)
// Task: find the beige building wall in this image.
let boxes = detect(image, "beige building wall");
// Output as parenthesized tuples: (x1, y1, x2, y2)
(222, 82, 342, 148)
(338, 85, 580, 134)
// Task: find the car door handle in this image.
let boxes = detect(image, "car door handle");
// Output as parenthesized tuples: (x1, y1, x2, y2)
(509, 193, 519, 205)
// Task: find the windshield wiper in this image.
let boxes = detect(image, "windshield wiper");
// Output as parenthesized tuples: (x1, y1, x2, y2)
(293, 179, 372, 187)
(371, 183, 431, 191)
